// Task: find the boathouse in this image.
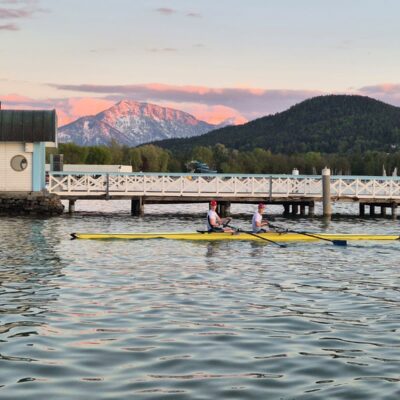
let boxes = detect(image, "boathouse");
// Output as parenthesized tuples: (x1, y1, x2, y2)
(0, 107, 63, 214)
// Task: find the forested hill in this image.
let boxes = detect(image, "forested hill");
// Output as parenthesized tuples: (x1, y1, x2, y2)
(154, 95, 400, 154)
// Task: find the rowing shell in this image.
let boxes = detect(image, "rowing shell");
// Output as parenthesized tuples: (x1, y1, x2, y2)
(71, 231, 400, 242)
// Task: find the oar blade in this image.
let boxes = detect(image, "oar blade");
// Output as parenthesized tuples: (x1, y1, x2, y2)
(332, 240, 347, 246)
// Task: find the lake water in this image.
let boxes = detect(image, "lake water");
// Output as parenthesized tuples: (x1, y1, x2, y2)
(1, 201, 400, 399)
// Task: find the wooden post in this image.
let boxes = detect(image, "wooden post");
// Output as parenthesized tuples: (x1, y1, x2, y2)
(283, 204, 290, 215)
(369, 204, 375, 216)
(68, 199, 76, 213)
(381, 206, 386, 216)
(291, 204, 298, 215)
(322, 167, 332, 217)
(309, 202, 315, 217)
(131, 197, 144, 216)
(391, 203, 397, 219)
(359, 203, 365, 217)
(300, 204, 306, 216)
(219, 201, 231, 217)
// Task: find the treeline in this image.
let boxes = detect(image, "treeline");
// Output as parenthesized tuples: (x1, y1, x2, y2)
(154, 95, 400, 154)
(48, 141, 400, 176)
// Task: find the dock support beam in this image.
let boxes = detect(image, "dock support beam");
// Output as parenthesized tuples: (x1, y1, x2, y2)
(218, 201, 231, 217)
(131, 197, 144, 216)
(369, 205, 375, 216)
(283, 204, 290, 215)
(381, 206, 386, 216)
(309, 203, 315, 217)
(68, 199, 76, 214)
(392, 203, 398, 219)
(300, 204, 306, 216)
(359, 203, 365, 217)
(322, 167, 332, 218)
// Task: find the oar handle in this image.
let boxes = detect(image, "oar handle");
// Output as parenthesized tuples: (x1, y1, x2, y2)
(226, 224, 287, 248)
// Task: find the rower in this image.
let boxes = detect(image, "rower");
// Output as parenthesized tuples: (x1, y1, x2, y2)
(252, 203, 270, 233)
(207, 200, 234, 232)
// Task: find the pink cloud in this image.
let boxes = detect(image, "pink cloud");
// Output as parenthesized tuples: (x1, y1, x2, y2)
(155, 7, 175, 15)
(358, 83, 400, 107)
(66, 98, 115, 121)
(0, 94, 114, 125)
(0, 23, 18, 30)
(0, 0, 47, 33)
(147, 47, 178, 53)
(0, 0, 46, 19)
(162, 102, 247, 125)
(49, 82, 321, 120)
(4, 82, 400, 132)
(359, 83, 400, 95)
(1, 93, 32, 102)
(186, 12, 202, 18)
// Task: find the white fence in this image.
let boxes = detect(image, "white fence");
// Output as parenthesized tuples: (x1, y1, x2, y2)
(48, 172, 400, 200)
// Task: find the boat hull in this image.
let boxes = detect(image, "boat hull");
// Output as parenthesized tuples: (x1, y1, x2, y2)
(71, 232, 400, 242)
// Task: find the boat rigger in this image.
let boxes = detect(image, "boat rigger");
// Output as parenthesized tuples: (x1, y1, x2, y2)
(70, 231, 400, 242)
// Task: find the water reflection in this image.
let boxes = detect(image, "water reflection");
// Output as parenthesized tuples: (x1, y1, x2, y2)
(205, 242, 222, 258)
(0, 206, 400, 399)
(0, 219, 64, 336)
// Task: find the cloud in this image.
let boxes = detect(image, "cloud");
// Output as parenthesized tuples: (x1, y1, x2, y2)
(186, 12, 202, 18)
(48, 82, 321, 121)
(155, 7, 176, 15)
(0, 94, 115, 126)
(5, 82, 400, 129)
(147, 47, 178, 53)
(359, 83, 400, 96)
(0, 22, 18, 29)
(0, 0, 46, 31)
(89, 47, 115, 54)
(176, 104, 246, 125)
(1, 93, 247, 127)
(358, 83, 400, 107)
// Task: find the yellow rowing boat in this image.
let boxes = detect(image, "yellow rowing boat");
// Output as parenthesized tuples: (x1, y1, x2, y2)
(71, 231, 400, 242)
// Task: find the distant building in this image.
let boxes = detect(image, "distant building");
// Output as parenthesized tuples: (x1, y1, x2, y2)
(0, 108, 57, 192)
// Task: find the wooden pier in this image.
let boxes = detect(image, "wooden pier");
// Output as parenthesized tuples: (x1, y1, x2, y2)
(48, 170, 400, 218)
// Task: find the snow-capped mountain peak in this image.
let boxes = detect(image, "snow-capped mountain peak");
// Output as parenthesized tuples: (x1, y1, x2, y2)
(58, 100, 219, 146)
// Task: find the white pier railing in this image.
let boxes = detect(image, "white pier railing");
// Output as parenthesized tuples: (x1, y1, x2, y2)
(48, 172, 400, 200)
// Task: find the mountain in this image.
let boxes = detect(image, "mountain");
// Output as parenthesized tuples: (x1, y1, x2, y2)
(58, 100, 225, 146)
(154, 95, 400, 154)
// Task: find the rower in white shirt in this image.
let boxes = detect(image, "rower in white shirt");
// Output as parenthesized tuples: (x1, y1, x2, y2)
(252, 203, 270, 233)
(207, 200, 234, 232)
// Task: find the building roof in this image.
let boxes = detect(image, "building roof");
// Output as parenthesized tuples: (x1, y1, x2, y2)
(0, 110, 57, 142)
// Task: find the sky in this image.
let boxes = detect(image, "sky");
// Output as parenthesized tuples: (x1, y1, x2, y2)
(1, 0, 400, 126)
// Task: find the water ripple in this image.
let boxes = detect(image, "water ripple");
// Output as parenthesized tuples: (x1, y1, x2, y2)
(1, 208, 400, 399)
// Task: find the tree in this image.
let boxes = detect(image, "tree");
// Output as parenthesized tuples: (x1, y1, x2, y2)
(58, 143, 89, 164)
(191, 146, 214, 167)
(86, 146, 112, 164)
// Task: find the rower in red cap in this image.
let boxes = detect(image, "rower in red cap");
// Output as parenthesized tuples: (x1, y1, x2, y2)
(252, 203, 270, 233)
(207, 200, 234, 232)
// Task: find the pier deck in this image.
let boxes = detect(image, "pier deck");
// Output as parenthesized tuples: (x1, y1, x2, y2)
(48, 172, 400, 217)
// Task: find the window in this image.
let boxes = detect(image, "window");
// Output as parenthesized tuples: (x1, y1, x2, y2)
(10, 155, 28, 172)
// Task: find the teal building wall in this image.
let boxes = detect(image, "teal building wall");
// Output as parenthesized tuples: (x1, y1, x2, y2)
(32, 142, 46, 191)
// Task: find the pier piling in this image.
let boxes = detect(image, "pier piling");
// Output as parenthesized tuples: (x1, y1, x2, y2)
(322, 168, 332, 218)
(68, 199, 76, 214)
(131, 197, 144, 216)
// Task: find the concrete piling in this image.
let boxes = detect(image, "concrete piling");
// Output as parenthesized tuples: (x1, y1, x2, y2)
(322, 167, 332, 218)
(68, 199, 76, 213)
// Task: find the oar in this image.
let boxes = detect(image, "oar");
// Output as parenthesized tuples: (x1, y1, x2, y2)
(269, 224, 347, 246)
(226, 224, 287, 248)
